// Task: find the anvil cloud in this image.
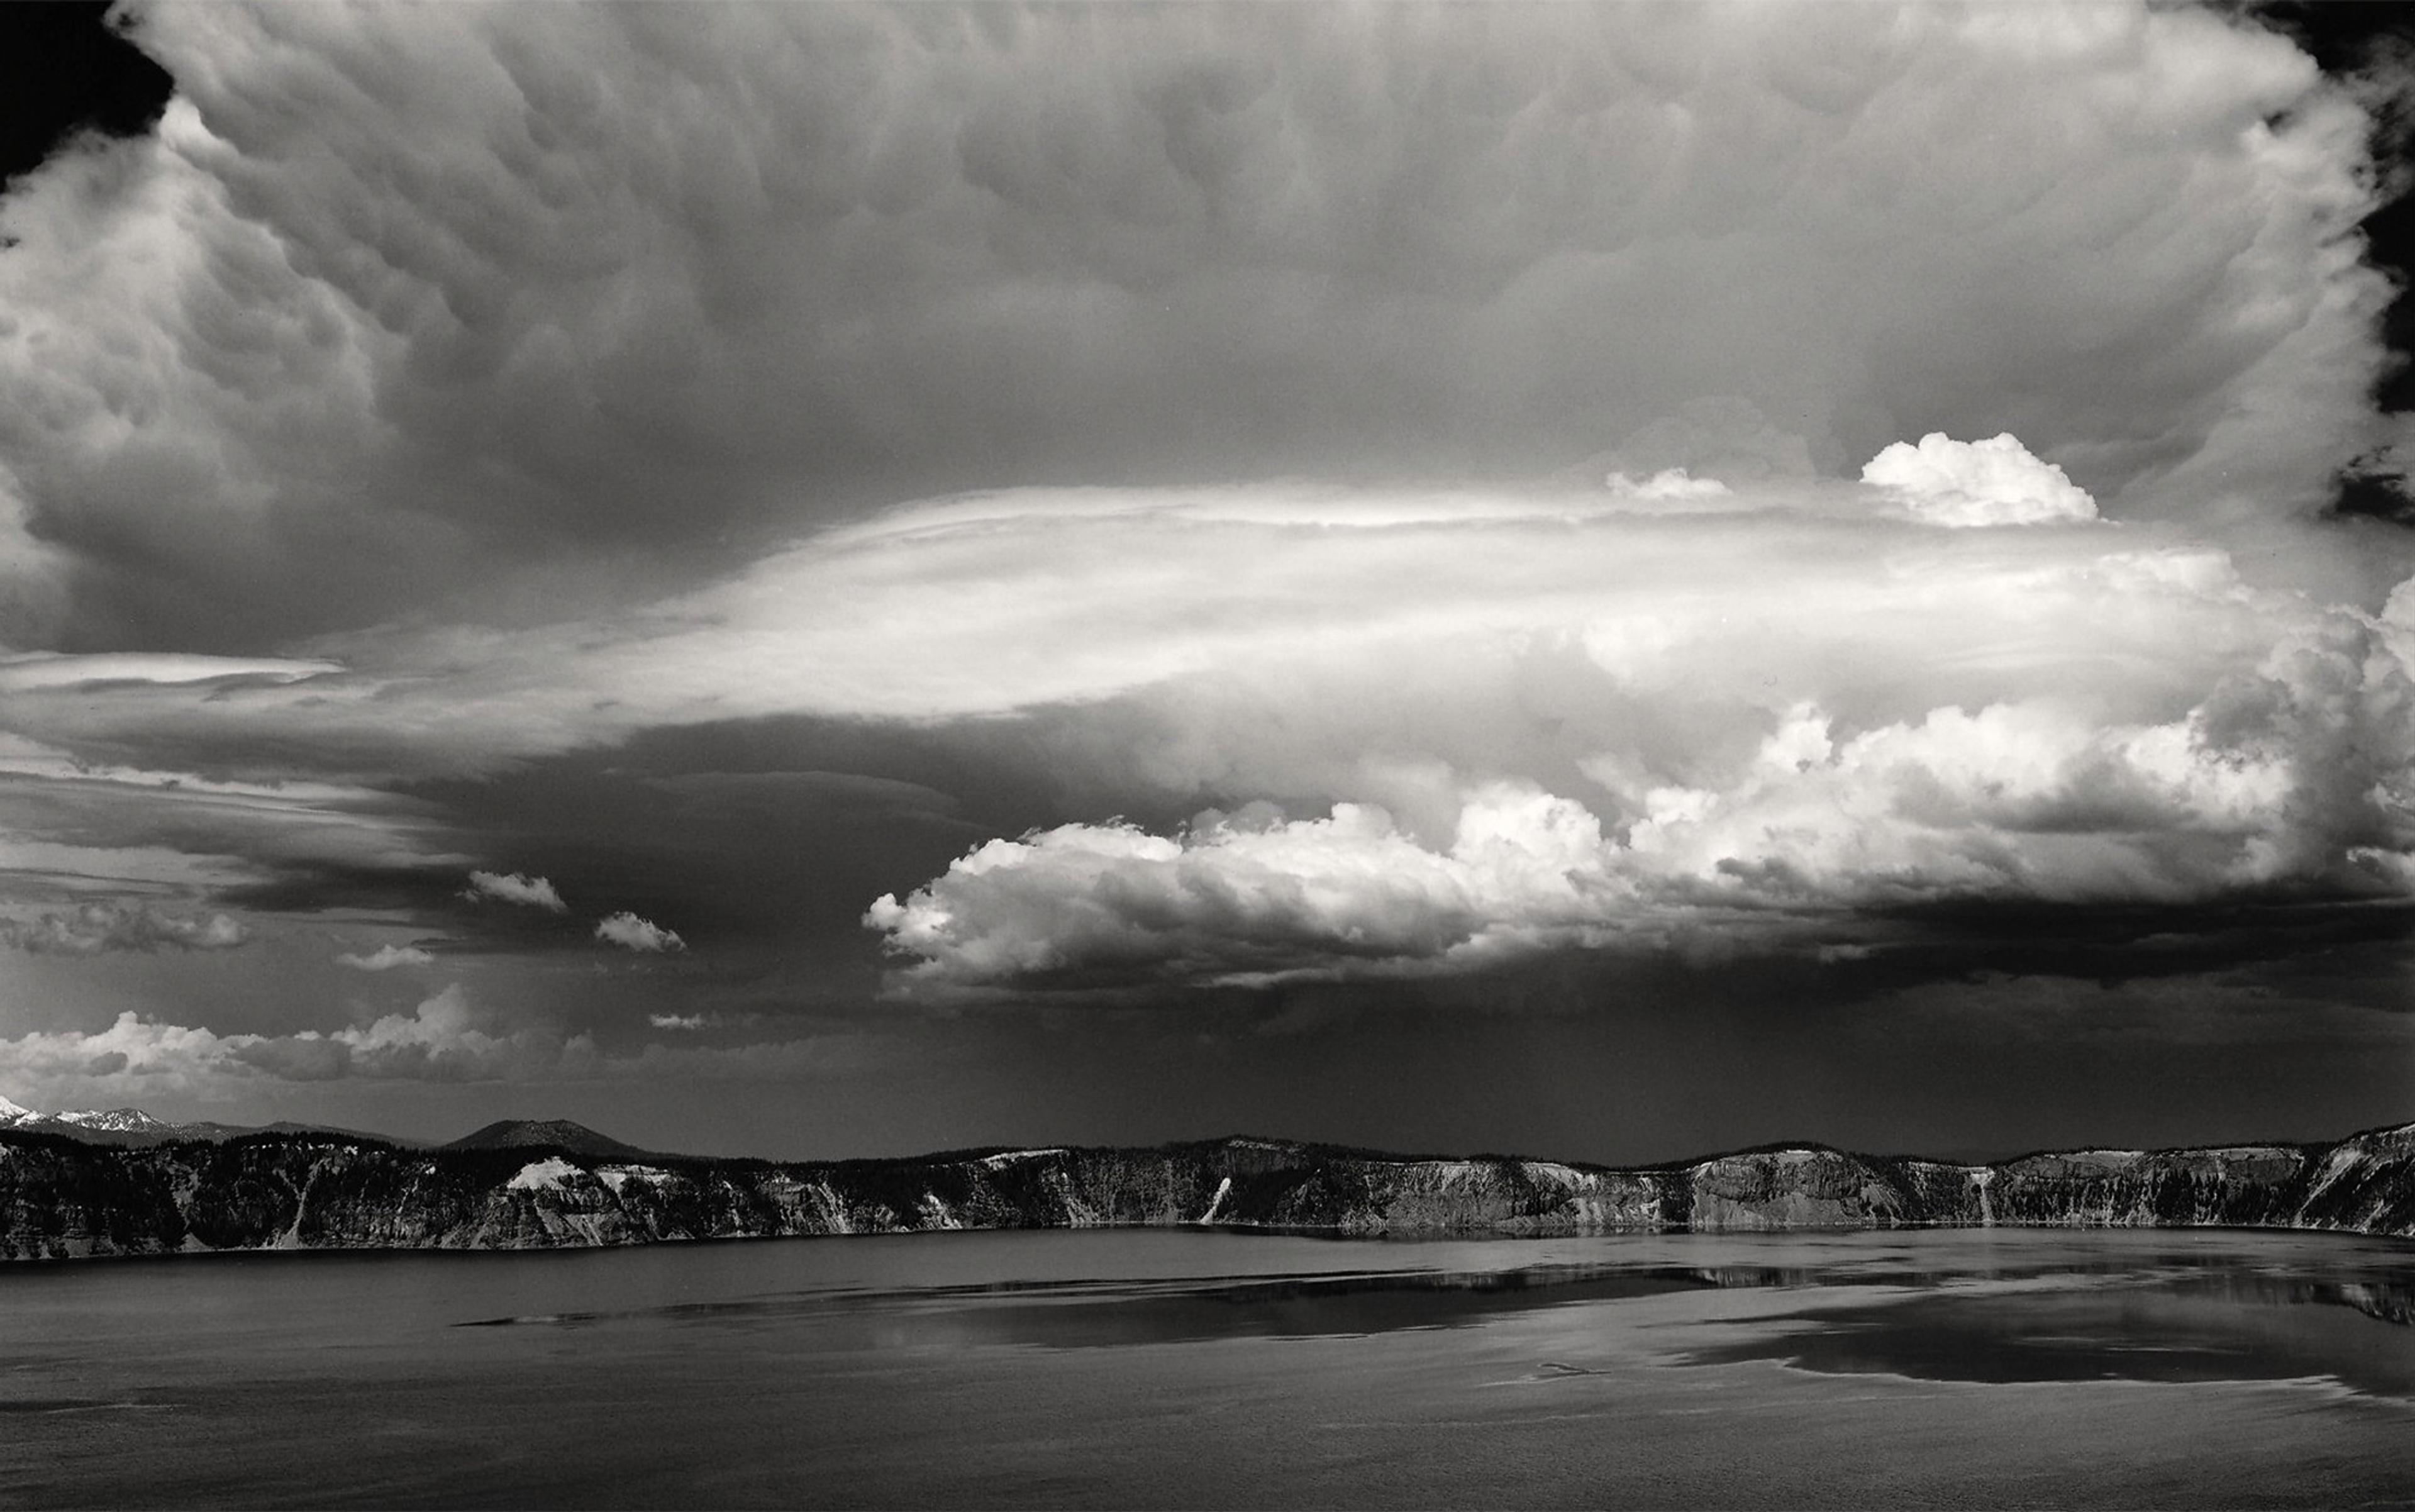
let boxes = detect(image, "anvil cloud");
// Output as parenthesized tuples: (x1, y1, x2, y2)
(0, 3, 2394, 650)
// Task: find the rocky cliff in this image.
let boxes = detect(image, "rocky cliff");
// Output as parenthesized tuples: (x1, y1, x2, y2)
(2, 1121, 2410, 1260)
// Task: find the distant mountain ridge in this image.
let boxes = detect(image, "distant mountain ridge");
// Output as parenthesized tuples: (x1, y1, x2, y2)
(0, 1096, 406, 1150)
(1, 1106, 2409, 1260)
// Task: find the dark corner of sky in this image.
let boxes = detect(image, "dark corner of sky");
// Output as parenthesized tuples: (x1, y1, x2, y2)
(0, 3, 173, 189)
(2245, 1, 2415, 523)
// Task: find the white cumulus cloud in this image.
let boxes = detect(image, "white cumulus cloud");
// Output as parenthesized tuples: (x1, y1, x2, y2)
(1862, 432, 2101, 527)
(868, 608, 2415, 996)
(463, 870, 567, 913)
(1605, 468, 1733, 502)
(0, 901, 249, 955)
(595, 913, 684, 953)
(334, 943, 435, 971)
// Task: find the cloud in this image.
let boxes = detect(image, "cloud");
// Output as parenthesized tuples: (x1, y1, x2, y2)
(306, 984, 570, 1082)
(1604, 468, 1732, 503)
(865, 794, 1610, 995)
(1862, 432, 2099, 526)
(0, 986, 580, 1089)
(641, 1011, 762, 1032)
(0, 0, 2409, 1027)
(0, 3, 2396, 652)
(334, 943, 435, 971)
(3, 463, 2412, 998)
(0, 990, 899, 1107)
(0, 653, 342, 691)
(594, 912, 683, 953)
(462, 870, 566, 913)
(0, 733, 474, 940)
(0, 901, 249, 955)
(866, 587, 2415, 994)
(0, 1011, 265, 1094)
(4, 462, 2376, 784)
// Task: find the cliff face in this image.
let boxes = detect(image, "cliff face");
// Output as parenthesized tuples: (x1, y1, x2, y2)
(2, 1122, 2409, 1261)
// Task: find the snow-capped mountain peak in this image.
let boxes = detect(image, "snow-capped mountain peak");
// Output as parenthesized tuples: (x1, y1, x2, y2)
(51, 1108, 172, 1133)
(0, 1099, 187, 1137)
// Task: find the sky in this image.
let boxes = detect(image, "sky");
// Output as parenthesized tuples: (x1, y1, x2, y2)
(1, 1, 2412, 1163)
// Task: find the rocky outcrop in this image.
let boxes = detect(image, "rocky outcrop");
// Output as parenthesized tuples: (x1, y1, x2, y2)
(2, 1120, 2409, 1260)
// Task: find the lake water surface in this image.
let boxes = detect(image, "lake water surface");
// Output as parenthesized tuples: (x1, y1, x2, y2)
(4, 1226, 2411, 1508)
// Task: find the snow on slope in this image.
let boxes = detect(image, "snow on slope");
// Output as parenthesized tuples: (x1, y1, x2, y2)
(52, 1109, 173, 1133)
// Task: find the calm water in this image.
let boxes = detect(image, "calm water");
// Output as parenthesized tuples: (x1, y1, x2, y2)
(3, 1226, 2411, 1508)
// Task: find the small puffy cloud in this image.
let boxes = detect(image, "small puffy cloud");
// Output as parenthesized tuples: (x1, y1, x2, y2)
(463, 870, 567, 913)
(1862, 433, 2099, 526)
(644, 1011, 761, 1032)
(1605, 468, 1732, 502)
(0, 901, 248, 955)
(334, 943, 435, 971)
(595, 912, 684, 953)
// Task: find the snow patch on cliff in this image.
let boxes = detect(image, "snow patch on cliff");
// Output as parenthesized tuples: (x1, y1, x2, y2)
(53, 1108, 171, 1133)
(506, 1157, 583, 1192)
(917, 1191, 963, 1229)
(1518, 1162, 1591, 1189)
(975, 1148, 1065, 1170)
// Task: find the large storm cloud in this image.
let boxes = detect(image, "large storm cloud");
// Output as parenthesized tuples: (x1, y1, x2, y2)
(0, 2, 2397, 653)
(1, 1, 2410, 1145)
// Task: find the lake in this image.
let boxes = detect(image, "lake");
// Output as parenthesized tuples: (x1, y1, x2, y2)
(3, 1226, 2411, 1508)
